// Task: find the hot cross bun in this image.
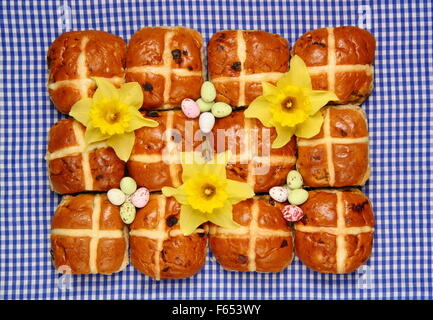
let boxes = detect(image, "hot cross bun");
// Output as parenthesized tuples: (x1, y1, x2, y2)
(294, 189, 374, 273)
(292, 26, 375, 105)
(208, 30, 289, 107)
(51, 194, 129, 274)
(126, 27, 205, 109)
(129, 194, 208, 280)
(47, 30, 126, 114)
(127, 110, 204, 191)
(46, 119, 125, 194)
(297, 105, 370, 187)
(211, 110, 296, 193)
(209, 196, 293, 272)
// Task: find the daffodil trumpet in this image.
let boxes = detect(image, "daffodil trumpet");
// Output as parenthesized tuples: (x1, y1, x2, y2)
(162, 152, 255, 235)
(69, 77, 158, 162)
(244, 55, 338, 148)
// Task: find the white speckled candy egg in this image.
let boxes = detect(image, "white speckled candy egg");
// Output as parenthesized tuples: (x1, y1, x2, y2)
(283, 184, 292, 195)
(199, 112, 215, 134)
(120, 177, 137, 195)
(288, 188, 309, 206)
(200, 81, 217, 102)
(269, 186, 289, 203)
(107, 188, 126, 206)
(120, 201, 136, 224)
(130, 187, 150, 208)
(181, 98, 200, 119)
(286, 170, 303, 189)
(211, 102, 232, 118)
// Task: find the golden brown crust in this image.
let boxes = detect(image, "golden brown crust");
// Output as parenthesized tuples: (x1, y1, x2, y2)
(208, 31, 240, 78)
(51, 235, 92, 273)
(243, 31, 289, 74)
(48, 155, 86, 194)
(343, 233, 373, 273)
(126, 27, 204, 109)
(96, 238, 127, 274)
(292, 27, 329, 66)
(333, 27, 375, 65)
(209, 197, 293, 273)
(208, 30, 289, 107)
(129, 194, 207, 279)
(51, 194, 128, 274)
(88, 148, 125, 191)
(46, 119, 125, 194)
(47, 30, 126, 114)
(294, 231, 337, 273)
(51, 194, 94, 229)
(294, 189, 374, 273)
(292, 26, 375, 105)
(212, 110, 296, 193)
(99, 196, 125, 230)
(127, 110, 203, 191)
(47, 118, 78, 152)
(297, 105, 370, 187)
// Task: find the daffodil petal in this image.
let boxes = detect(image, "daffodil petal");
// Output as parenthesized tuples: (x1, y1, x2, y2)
(181, 164, 198, 181)
(119, 82, 144, 109)
(261, 82, 280, 96)
(180, 205, 208, 236)
(127, 107, 158, 132)
(162, 185, 189, 204)
(261, 83, 285, 104)
(203, 151, 230, 179)
(93, 77, 119, 101)
(272, 124, 295, 149)
(277, 55, 312, 90)
(161, 186, 177, 197)
(305, 89, 339, 114)
(226, 179, 255, 204)
(244, 96, 273, 127)
(295, 111, 324, 138)
(84, 126, 110, 145)
(161, 186, 176, 197)
(69, 98, 92, 125)
(106, 131, 135, 162)
(202, 162, 226, 179)
(180, 152, 206, 181)
(208, 202, 239, 229)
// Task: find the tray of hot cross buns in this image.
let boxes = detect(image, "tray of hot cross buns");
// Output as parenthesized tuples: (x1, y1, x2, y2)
(45, 25, 376, 280)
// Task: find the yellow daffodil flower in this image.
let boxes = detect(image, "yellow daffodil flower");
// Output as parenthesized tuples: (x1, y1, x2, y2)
(162, 152, 255, 235)
(70, 78, 158, 161)
(244, 55, 338, 148)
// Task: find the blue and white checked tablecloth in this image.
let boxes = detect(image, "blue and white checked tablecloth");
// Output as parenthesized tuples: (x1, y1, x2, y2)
(0, 0, 432, 300)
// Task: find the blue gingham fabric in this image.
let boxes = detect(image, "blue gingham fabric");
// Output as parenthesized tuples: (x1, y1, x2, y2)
(1, 0, 432, 300)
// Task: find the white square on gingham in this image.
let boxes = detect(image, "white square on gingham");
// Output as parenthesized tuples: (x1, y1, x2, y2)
(0, 0, 432, 300)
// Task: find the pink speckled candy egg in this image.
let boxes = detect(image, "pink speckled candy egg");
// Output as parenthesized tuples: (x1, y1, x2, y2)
(282, 204, 304, 222)
(130, 187, 150, 208)
(181, 98, 200, 119)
